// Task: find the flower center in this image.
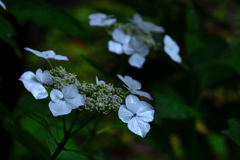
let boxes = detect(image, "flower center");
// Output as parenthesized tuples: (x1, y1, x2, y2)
(132, 113, 137, 118)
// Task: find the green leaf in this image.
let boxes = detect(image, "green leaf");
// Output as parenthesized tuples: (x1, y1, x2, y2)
(185, 1, 201, 34)
(5, 0, 93, 44)
(0, 102, 50, 159)
(221, 118, 240, 147)
(0, 14, 21, 57)
(185, 31, 205, 56)
(153, 84, 201, 120)
(87, 150, 107, 160)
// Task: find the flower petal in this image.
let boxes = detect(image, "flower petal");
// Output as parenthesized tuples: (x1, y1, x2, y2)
(102, 18, 117, 26)
(108, 40, 123, 54)
(96, 76, 106, 85)
(62, 85, 78, 99)
(128, 53, 146, 69)
(19, 71, 38, 91)
(131, 90, 152, 100)
(112, 28, 127, 44)
(52, 55, 69, 61)
(49, 100, 71, 116)
(35, 68, 44, 83)
(123, 75, 142, 90)
(50, 89, 63, 102)
(136, 101, 155, 122)
(0, 1, 6, 10)
(65, 94, 85, 109)
(163, 35, 181, 63)
(128, 117, 151, 138)
(24, 47, 45, 58)
(30, 83, 48, 99)
(42, 70, 53, 85)
(118, 105, 133, 123)
(141, 21, 165, 33)
(88, 13, 107, 19)
(125, 94, 140, 113)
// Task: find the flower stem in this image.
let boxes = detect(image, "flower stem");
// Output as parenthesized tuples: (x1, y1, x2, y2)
(47, 59, 54, 69)
(49, 111, 99, 160)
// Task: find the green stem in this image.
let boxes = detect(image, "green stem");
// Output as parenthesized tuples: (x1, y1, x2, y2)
(47, 59, 54, 69)
(70, 111, 99, 137)
(49, 111, 99, 160)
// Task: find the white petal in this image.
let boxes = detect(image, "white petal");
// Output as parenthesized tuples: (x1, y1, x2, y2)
(128, 54, 146, 69)
(19, 71, 38, 91)
(62, 85, 78, 99)
(42, 50, 56, 57)
(108, 40, 123, 54)
(35, 68, 43, 83)
(129, 36, 149, 56)
(136, 101, 154, 122)
(131, 90, 152, 100)
(24, 47, 45, 58)
(53, 55, 69, 61)
(65, 94, 85, 109)
(0, 1, 6, 10)
(102, 18, 117, 26)
(30, 83, 48, 99)
(125, 94, 140, 113)
(49, 100, 72, 116)
(50, 89, 63, 102)
(112, 28, 129, 44)
(89, 19, 105, 26)
(141, 21, 165, 33)
(88, 13, 107, 19)
(133, 13, 142, 23)
(118, 105, 133, 123)
(163, 35, 181, 63)
(117, 74, 124, 83)
(42, 70, 53, 85)
(96, 76, 105, 85)
(123, 44, 134, 55)
(128, 117, 151, 138)
(123, 75, 141, 90)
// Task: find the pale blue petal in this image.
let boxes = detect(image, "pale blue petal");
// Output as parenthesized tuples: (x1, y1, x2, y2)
(42, 70, 53, 85)
(0, 1, 6, 10)
(52, 55, 69, 61)
(141, 21, 165, 33)
(19, 71, 38, 91)
(128, 117, 151, 138)
(103, 18, 116, 26)
(35, 68, 43, 83)
(49, 100, 71, 116)
(96, 76, 106, 85)
(123, 75, 142, 90)
(88, 13, 107, 19)
(24, 47, 45, 58)
(112, 28, 129, 44)
(128, 54, 146, 69)
(125, 94, 139, 113)
(131, 90, 152, 100)
(30, 83, 48, 100)
(118, 105, 133, 123)
(108, 40, 123, 54)
(163, 35, 181, 63)
(136, 101, 155, 122)
(65, 94, 85, 109)
(62, 85, 78, 99)
(123, 44, 134, 55)
(50, 89, 63, 102)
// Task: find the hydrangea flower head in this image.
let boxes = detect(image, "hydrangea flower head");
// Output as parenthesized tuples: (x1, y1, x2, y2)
(117, 74, 152, 100)
(163, 35, 181, 63)
(24, 47, 69, 61)
(108, 28, 131, 55)
(49, 85, 85, 116)
(88, 13, 116, 26)
(0, 0, 6, 10)
(19, 69, 53, 99)
(130, 13, 165, 34)
(118, 94, 155, 138)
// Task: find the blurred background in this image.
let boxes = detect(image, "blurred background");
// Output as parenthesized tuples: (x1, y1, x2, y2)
(1, 0, 240, 159)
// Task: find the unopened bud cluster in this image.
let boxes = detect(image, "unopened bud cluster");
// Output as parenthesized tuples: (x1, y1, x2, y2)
(50, 66, 126, 115)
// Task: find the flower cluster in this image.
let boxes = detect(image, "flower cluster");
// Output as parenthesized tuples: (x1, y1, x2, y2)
(19, 44, 154, 137)
(88, 12, 181, 68)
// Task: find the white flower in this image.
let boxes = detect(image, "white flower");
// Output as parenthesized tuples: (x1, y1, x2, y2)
(130, 13, 165, 34)
(49, 85, 85, 116)
(163, 35, 181, 63)
(19, 69, 53, 99)
(124, 36, 149, 68)
(96, 76, 106, 85)
(88, 13, 116, 26)
(117, 74, 152, 100)
(108, 28, 132, 55)
(118, 94, 155, 138)
(24, 47, 69, 61)
(0, 0, 6, 10)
